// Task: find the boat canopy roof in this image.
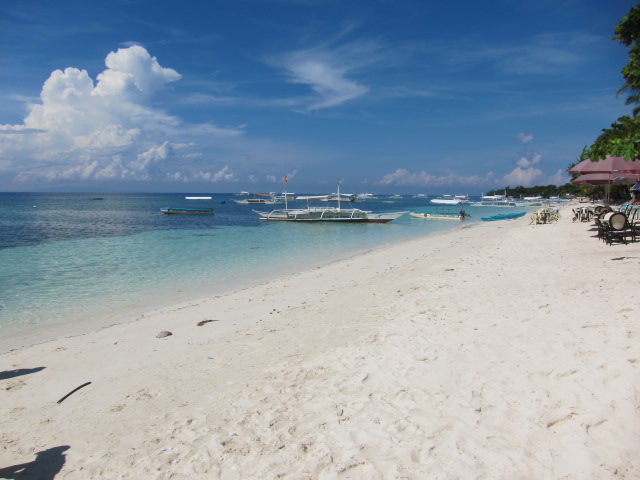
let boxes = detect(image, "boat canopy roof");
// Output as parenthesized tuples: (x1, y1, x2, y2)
(482, 194, 506, 200)
(297, 195, 332, 201)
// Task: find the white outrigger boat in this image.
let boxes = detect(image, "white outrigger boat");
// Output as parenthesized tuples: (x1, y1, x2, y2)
(410, 211, 467, 220)
(234, 194, 279, 205)
(254, 181, 406, 223)
(470, 192, 545, 208)
(255, 205, 406, 223)
(410, 204, 470, 220)
(430, 194, 469, 205)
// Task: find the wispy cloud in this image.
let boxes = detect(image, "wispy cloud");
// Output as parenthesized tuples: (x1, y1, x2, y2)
(443, 32, 601, 76)
(0, 126, 47, 135)
(517, 132, 534, 143)
(501, 33, 600, 75)
(269, 35, 388, 111)
(282, 53, 368, 111)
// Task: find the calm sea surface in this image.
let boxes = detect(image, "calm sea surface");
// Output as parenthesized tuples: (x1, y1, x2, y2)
(0, 192, 522, 350)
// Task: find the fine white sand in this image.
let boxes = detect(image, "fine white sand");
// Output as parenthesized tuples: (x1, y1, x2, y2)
(1, 205, 639, 479)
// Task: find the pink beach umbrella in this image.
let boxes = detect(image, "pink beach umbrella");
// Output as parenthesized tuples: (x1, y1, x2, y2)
(571, 172, 640, 185)
(568, 159, 592, 175)
(572, 156, 640, 175)
(572, 170, 640, 205)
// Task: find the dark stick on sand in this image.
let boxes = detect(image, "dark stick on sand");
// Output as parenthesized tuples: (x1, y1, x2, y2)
(57, 382, 91, 404)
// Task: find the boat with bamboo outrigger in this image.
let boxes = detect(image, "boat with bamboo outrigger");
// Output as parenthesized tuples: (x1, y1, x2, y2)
(254, 177, 407, 223)
(410, 204, 471, 221)
(233, 192, 280, 205)
(160, 207, 215, 215)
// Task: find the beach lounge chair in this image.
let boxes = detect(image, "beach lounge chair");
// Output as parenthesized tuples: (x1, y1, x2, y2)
(625, 206, 640, 238)
(601, 212, 636, 245)
(573, 207, 593, 222)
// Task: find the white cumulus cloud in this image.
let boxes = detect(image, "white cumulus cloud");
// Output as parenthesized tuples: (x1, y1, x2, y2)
(93, 45, 181, 98)
(0, 45, 243, 188)
(516, 151, 543, 169)
(546, 168, 571, 185)
(502, 167, 543, 187)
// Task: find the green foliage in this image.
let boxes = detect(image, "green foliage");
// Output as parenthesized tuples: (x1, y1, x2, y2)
(582, 116, 640, 161)
(615, 4, 640, 95)
(487, 183, 584, 198)
(614, 3, 640, 46)
(583, 4, 640, 161)
(488, 181, 633, 203)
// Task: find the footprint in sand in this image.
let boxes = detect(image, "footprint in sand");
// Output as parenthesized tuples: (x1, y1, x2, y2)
(4, 379, 26, 391)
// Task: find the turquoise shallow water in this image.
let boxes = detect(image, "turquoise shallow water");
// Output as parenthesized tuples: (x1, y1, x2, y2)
(0, 192, 527, 348)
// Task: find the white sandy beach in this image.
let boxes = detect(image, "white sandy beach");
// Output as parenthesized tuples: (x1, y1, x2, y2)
(1, 205, 639, 479)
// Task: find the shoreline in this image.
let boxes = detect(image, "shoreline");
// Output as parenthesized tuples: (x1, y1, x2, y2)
(2, 204, 639, 478)
(0, 218, 469, 355)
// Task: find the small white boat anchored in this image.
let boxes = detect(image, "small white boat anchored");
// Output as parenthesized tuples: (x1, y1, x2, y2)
(161, 207, 215, 215)
(320, 193, 356, 202)
(234, 193, 280, 205)
(356, 193, 378, 200)
(271, 192, 297, 202)
(430, 194, 469, 205)
(471, 195, 517, 207)
(410, 211, 467, 220)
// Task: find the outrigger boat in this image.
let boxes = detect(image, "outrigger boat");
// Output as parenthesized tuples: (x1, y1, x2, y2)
(234, 193, 280, 205)
(430, 194, 469, 205)
(410, 204, 470, 220)
(255, 205, 406, 223)
(410, 211, 468, 220)
(161, 207, 215, 215)
(480, 212, 526, 221)
(254, 178, 406, 223)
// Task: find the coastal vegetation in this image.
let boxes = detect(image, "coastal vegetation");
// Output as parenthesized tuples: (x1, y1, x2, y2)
(583, 3, 640, 161)
(487, 181, 632, 203)
(486, 184, 583, 199)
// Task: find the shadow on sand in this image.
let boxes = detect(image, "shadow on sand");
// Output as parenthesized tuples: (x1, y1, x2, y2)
(0, 367, 46, 381)
(0, 446, 70, 479)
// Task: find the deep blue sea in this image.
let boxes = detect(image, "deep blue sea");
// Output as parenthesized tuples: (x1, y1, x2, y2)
(0, 192, 523, 349)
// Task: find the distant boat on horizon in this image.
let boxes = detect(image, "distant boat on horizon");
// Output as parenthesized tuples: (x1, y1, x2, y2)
(160, 207, 215, 215)
(430, 194, 469, 205)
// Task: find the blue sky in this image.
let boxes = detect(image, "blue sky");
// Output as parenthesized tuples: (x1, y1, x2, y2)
(0, 0, 636, 194)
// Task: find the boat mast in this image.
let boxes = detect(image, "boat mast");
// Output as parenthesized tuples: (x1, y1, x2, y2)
(284, 174, 288, 209)
(337, 178, 341, 210)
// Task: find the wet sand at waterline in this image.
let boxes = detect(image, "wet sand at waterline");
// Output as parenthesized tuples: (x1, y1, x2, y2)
(1, 204, 638, 478)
